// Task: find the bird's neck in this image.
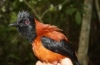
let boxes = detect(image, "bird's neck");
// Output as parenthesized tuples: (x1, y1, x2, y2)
(25, 26, 37, 43)
(27, 19, 41, 43)
(28, 32, 37, 43)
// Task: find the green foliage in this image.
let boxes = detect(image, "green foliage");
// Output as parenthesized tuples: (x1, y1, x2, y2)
(64, 1, 85, 24)
(49, 4, 57, 12)
(75, 11, 82, 24)
(10, 12, 17, 22)
(66, 7, 77, 15)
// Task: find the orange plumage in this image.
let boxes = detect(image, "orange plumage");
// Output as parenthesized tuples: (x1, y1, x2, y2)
(32, 20, 68, 63)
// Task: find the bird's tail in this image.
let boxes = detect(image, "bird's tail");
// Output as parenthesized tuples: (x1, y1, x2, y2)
(76, 60, 82, 65)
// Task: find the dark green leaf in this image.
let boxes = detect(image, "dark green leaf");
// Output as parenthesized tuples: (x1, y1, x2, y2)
(66, 7, 77, 15)
(75, 11, 82, 24)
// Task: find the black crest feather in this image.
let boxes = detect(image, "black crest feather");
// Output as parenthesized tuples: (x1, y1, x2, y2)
(18, 10, 30, 19)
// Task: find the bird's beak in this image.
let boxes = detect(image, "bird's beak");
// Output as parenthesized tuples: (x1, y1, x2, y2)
(9, 22, 19, 27)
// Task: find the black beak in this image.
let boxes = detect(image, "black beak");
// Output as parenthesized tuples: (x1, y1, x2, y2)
(9, 22, 19, 27)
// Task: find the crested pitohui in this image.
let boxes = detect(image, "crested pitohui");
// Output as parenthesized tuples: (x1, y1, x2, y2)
(9, 11, 81, 65)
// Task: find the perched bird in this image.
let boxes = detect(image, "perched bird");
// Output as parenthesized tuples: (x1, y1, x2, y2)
(9, 11, 81, 65)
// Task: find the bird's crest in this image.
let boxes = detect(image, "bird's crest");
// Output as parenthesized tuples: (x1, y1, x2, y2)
(18, 10, 30, 19)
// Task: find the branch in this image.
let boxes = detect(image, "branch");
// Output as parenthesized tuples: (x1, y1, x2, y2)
(40, 9, 50, 19)
(23, 0, 69, 22)
(40, 0, 69, 19)
(23, 0, 43, 22)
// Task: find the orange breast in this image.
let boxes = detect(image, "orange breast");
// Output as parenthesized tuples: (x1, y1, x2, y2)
(32, 37, 66, 63)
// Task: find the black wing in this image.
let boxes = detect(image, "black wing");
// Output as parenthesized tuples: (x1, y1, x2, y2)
(41, 36, 81, 65)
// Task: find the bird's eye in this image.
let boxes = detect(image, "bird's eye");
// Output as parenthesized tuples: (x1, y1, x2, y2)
(25, 20, 29, 25)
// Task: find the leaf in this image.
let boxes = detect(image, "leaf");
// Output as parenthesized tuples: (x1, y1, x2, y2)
(49, 4, 56, 12)
(10, 12, 17, 23)
(75, 11, 82, 24)
(66, 7, 77, 15)
(1, 6, 6, 12)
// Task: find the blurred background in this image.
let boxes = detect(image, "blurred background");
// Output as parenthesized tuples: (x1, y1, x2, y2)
(0, 0, 100, 65)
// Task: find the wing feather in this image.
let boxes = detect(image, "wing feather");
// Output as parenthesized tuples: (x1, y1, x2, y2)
(41, 36, 80, 64)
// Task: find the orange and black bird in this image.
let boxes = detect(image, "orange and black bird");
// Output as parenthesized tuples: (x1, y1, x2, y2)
(9, 11, 81, 65)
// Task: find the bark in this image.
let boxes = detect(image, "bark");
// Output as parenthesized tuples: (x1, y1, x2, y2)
(95, 0, 100, 22)
(77, 0, 93, 65)
(0, 0, 5, 7)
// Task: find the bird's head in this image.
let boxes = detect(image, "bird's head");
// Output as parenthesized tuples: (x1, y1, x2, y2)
(9, 11, 37, 43)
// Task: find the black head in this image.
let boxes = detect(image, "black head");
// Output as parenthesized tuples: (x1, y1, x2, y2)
(9, 11, 37, 43)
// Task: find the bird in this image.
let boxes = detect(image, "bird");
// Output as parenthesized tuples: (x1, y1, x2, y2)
(9, 10, 81, 65)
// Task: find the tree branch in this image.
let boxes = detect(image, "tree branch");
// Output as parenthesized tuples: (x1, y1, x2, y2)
(40, 0, 69, 19)
(40, 9, 50, 19)
(23, 0, 69, 22)
(23, 0, 43, 22)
